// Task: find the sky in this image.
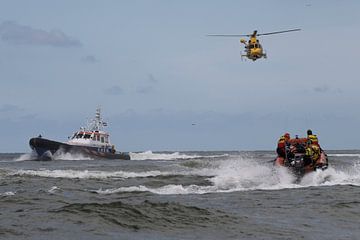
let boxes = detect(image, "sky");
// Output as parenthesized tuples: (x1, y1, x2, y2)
(0, 0, 359, 152)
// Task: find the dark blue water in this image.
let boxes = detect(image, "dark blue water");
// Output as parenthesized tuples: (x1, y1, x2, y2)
(1, 150, 360, 239)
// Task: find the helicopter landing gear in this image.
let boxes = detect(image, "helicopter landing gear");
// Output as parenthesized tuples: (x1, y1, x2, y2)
(240, 53, 246, 61)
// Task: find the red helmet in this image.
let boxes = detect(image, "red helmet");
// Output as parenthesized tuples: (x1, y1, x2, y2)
(284, 132, 290, 138)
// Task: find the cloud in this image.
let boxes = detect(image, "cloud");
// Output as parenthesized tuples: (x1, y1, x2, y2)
(0, 21, 82, 47)
(313, 85, 330, 93)
(0, 104, 28, 120)
(0, 104, 23, 113)
(104, 85, 124, 95)
(136, 74, 158, 94)
(82, 55, 98, 63)
(148, 74, 158, 83)
(312, 85, 342, 94)
(136, 85, 153, 94)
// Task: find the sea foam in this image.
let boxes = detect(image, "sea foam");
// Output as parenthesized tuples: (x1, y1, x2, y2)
(11, 169, 171, 179)
(94, 157, 360, 195)
(129, 150, 227, 161)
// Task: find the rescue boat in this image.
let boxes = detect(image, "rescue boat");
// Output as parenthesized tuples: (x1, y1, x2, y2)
(29, 108, 130, 160)
(274, 137, 328, 179)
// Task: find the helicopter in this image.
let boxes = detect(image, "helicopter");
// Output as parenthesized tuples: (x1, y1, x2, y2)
(207, 29, 301, 61)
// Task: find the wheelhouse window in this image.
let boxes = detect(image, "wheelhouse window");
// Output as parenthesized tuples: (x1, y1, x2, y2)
(105, 136, 109, 143)
(84, 134, 91, 139)
(76, 133, 83, 138)
(101, 137, 104, 143)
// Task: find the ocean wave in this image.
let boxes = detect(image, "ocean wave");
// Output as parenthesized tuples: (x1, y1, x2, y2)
(13, 150, 227, 162)
(48, 186, 61, 194)
(11, 169, 172, 179)
(94, 158, 360, 195)
(299, 161, 360, 186)
(204, 158, 360, 190)
(55, 200, 235, 231)
(14, 151, 93, 161)
(327, 153, 360, 157)
(95, 184, 222, 195)
(52, 151, 93, 160)
(14, 152, 38, 161)
(0, 191, 15, 196)
(129, 150, 227, 161)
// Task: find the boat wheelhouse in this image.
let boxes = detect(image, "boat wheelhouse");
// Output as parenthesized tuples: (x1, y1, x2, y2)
(67, 109, 115, 154)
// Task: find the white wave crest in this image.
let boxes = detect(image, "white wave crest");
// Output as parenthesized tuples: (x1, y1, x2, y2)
(299, 162, 360, 186)
(11, 169, 170, 179)
(328, 153, 360, 157)
(94, 158, 298, 195)
(129, 151, 200, 160)
(95, 158, 360, 195)
(14, 151, 92, 161)
(95, 184, 217, 195)
(0, 191, 15, 196)
(129, 150, 227, 161)
(48, 186, 61, 194)
(14, 152, 38, 161)
(52, 151, 93, 161)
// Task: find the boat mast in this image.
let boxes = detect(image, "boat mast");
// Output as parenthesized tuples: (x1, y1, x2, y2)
(88, 108, 106, 131)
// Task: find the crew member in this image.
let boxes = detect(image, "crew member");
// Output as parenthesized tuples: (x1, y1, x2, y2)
(307, 129, 313, 136)
(276, 133, 290, 158)
(111, 145, 116, 154)
(304, 139, 321, 168)
(307, 129, 328, 168)
(307, 129, 321, 148)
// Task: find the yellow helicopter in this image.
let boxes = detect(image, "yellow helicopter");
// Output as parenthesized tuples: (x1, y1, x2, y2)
(208, 29, 301, 61)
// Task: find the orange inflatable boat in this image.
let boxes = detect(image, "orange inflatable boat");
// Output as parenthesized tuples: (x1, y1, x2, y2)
(274, 138, 328, 178)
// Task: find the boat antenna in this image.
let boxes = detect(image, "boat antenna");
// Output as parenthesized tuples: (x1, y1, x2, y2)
(87, 108, 105, 131)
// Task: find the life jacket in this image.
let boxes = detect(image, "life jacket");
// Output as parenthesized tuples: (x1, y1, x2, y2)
(308, 134, 319, 145)
(277, 136, 286, 148)
(305, 144, 321, 162)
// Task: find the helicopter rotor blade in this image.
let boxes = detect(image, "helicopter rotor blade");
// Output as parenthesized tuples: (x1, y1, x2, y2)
(206, 34, 250, 37)
(257, 29, 301, 36)
(207, 29, 301, 37)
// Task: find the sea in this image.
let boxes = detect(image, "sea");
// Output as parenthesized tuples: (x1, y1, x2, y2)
(0, 150, 359, 240)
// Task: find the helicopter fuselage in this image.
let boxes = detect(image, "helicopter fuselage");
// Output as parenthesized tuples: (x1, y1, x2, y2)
(242, 36, 266, 61)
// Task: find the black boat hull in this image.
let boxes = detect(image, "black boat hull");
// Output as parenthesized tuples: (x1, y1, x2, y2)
(29, 137, 130, 160)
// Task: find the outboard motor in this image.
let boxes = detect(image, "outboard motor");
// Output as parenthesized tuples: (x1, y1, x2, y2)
(285, 153, 305, 179)
(290, 154, 305, 177)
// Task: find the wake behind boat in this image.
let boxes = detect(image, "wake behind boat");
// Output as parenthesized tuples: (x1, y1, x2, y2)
(29, 108, 130, 160)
